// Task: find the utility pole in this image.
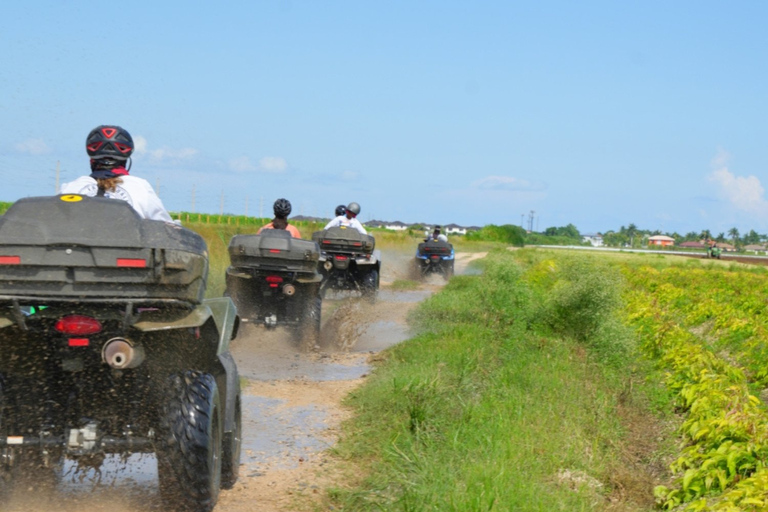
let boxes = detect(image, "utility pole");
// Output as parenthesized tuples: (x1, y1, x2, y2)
(55, 161, 60, 194)
(219, 190, 224, 215)
(528, 210, 535, 232)
(191, 185, 196, 213)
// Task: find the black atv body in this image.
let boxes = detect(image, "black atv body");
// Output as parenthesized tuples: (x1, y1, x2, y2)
(414, 239, 455, 279)
(312, 227, 381, 302)
(225, 230, 322, 345)
(0, 196, 241, 512)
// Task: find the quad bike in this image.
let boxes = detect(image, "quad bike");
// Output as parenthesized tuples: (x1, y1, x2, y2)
(0, 195, 241, 512)
(312, 227, 381, 302)
(414, 239, 455, 279)
(707, 245, 723, 259)
(225, 230, 322, 346)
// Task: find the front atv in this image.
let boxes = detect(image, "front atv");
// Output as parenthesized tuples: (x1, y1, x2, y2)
(225, 230, 322, 347)
(312, 227, 381, 302)
(0, 195, 241, 512)
(414, 239, 455, 279)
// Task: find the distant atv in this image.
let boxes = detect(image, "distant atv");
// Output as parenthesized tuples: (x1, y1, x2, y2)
(312, 226, 381, 302)
(0, 196, 241, 512)
(225, 230, 322, 346)
(707, 245, 723, 259)
(414, 238, 455, 279)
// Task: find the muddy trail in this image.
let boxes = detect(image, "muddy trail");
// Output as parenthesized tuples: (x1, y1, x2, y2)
(5, 250, 484, 512)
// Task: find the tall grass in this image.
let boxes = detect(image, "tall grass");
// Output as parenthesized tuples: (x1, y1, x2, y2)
(327, 249, 660, 511)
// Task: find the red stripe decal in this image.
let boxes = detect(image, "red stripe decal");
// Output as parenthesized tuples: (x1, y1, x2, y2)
(68, 338, 90, 347)
(0, 256, 20, 265)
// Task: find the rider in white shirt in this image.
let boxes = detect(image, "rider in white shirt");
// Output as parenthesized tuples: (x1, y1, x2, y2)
(60, 125, 173, 223)
(324, 202, 367, 234)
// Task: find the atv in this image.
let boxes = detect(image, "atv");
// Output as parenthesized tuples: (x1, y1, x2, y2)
(0, 195, 241, 512)
(414, 238, 455, 279)
(312, 226, 381, 302)
(707, 245, 723, 259)
(224, 230, 322, 346)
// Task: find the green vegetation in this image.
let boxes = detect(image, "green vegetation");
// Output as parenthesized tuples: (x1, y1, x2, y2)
(327, 249, 661, 511)
(465, 224, 526, 246)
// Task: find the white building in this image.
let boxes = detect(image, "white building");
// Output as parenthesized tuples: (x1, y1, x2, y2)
(582, 233, 604, 247)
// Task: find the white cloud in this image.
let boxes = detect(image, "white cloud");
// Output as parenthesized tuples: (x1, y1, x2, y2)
(258, 157, 287, 173)
(132, 134, 197, 163)
(15, 138, 50, 155)
(229, 156, 257, 172)
(471, 175, 545, 192)
(133, 135, 148, 155)
(707, 150, 768, 216)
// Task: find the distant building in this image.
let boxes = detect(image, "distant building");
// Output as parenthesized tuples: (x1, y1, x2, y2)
(744, 244, 767, 254)
(648, 235, 675, 247)
(679, 241, 705, 249)
(444, 223, 467, 235)
(383, 221, 409, 231)
(582, 233, 604, 247)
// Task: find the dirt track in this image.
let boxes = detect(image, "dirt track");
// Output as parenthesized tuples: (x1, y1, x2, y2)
(6, 251, 484, 512)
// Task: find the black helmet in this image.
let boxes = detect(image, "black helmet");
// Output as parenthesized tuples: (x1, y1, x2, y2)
(346, 202, 361, 216)
(335, 204, 346, 217)
(273, 198, 292, 217)
(86, 125, 134, 162)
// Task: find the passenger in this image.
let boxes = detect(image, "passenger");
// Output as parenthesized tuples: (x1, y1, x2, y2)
(61, 125, 173, 222)
(258, 198, 302, 238)
(324, 202, 367, 234)
(335, 204, 346, 217)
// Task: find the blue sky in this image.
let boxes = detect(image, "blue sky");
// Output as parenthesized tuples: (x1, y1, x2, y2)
(2, 1, 768, 236)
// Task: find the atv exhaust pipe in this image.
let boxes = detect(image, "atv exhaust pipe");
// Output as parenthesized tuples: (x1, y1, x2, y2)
(102, 338, 145, 370)
(323, 261, 333, 271)
(282, 284, 296, 296)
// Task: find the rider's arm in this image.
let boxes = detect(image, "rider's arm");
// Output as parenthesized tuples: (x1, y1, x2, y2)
(352, 219, 367, 234)
(324, 217, 342, 230)
(287, 224, 302, 238)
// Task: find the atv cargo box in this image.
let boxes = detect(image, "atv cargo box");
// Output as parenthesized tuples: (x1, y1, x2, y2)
(418, 240, 453, 256)
(228, 230, 320, 274)
(312, 227, 375, 253)
(0, 195, 208, 303)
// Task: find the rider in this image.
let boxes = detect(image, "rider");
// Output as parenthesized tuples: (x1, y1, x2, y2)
(324, 201, 367, 234)
(60, 125, 173, 222)
(258, 198, 302, 238)
(425, 226, 448, 242)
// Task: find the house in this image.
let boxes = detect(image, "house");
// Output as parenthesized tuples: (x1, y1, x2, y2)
(648, 235, 675, 247)
(716, 242, 736, 252)
(582, 233, 603, 247)
(743, 244, 767, 254)
(383, 221, 409, 231)
(444, 223, 467, 235)
(679, 241, 706, 249)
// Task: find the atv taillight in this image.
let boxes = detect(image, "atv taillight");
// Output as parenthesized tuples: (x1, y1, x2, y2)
(269, 249, 281, 254)
(266, 275, 283, 288)
(322, 240, 331, 244)
(68, 338, 90, 347)
(55, 315, 102, 335)
(335, 255, 348, 261)
(117, 258, 146, 268)
(352, 242, 362, 247)
(0, 256, 20, 265)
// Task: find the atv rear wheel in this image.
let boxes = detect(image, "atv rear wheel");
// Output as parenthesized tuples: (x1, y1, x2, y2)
(361, 270, 378, 304)
(158, 371, 223, 512)
(294, 295, 322, 350)
(220, 396, 241, 490)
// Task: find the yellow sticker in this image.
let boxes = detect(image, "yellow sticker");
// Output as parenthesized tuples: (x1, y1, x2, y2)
(60, 195, 83, 202)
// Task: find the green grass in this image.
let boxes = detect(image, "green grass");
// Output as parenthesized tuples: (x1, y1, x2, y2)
(387, 279, 420, 291)
(326, 249, 665, 511)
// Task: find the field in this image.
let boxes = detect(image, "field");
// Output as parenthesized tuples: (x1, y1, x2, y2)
(314, 248, 768, 511)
